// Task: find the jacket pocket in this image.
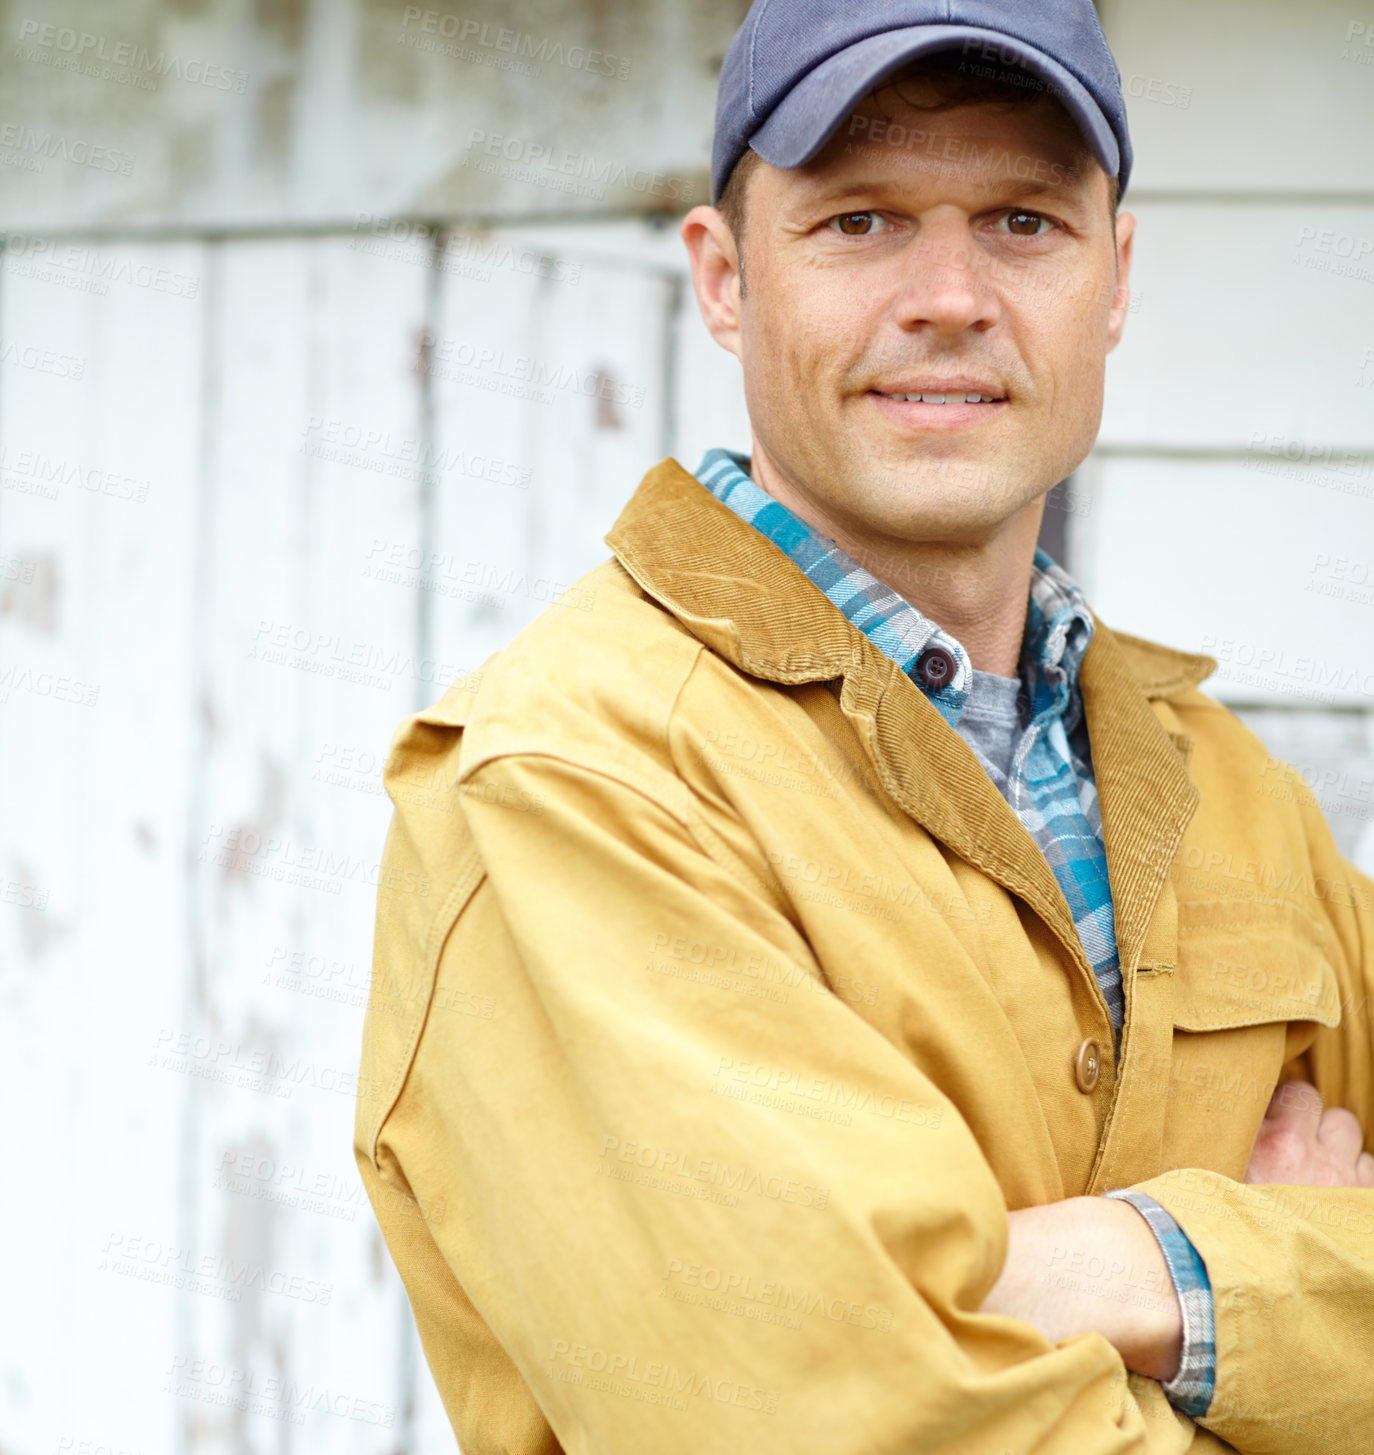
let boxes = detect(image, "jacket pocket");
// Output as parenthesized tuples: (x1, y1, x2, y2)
(1172, 896, 1340, 1031)
(1157, 898, 1341, 1180)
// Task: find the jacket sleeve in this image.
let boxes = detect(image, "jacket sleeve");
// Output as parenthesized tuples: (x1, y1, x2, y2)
(362, 743, 1213, 1455)
(1123, 776, 1374, 1455)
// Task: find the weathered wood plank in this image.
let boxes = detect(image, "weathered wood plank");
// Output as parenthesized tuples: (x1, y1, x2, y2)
(424, 222, 675, 678)
(0, 0, 746, 231)
(0, 241, 205, 1455)
(1072, 454, 1374, 707)
(177, 233, 429, 1454)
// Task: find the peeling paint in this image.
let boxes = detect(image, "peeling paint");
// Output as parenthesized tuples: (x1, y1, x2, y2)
(592, 367, 622, 430)
(10, 855, 61, 958)
(222, 1127, 278, 1410)
(221, 755, 286, 889)
(0, 556, 58, 634)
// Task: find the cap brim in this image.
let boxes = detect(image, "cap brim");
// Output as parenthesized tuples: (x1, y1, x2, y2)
(749, 24, 1119, 185)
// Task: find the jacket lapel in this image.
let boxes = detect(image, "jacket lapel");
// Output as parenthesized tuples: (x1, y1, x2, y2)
(1079, 626, 1208, 977)
(840, 655, 1102, 993)
(607, 458, 1213, 1003)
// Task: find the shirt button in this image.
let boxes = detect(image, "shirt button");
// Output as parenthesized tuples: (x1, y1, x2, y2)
(915, 646, 957, 691)
(1074, 1038, 1101, 1093)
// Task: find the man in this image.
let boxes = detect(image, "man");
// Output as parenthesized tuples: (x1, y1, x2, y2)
(355, 1, 1374, 1451)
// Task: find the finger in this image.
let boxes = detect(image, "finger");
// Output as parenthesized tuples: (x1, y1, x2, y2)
(1264, 1079, 1324, 1133)
(1358, 1153, 1374, 1189)
(1316, 1105, 1365, 1155)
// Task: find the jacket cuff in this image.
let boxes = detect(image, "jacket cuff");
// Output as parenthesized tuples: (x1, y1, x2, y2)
(1104, 1189, 1215, 1418)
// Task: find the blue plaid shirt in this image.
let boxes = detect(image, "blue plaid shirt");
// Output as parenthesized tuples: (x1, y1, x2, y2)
(695, 447, 1214, 1418)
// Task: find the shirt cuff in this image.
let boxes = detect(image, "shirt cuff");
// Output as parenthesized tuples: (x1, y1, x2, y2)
(1104, 1188, 1215, 1419)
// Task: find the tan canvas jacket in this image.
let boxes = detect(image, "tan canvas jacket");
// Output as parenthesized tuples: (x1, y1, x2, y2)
(355, 458, 1374, 1454)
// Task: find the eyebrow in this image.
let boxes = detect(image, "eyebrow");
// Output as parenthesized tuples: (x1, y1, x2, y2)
(798, 172, 1087, 208)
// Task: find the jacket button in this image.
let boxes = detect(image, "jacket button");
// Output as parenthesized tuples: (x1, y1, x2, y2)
(915, 646, 957, 691)
(1074, 1038, 1101, 1093)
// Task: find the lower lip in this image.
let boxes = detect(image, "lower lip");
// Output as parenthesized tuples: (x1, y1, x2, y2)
(868, 391, 1007, 429)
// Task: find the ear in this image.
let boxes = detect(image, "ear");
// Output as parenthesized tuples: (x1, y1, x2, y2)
(680, 206, 744, 361)
(1106, 211, 1136, 353)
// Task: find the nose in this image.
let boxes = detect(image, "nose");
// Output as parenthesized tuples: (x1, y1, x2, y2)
(890, 210, 1002, 339)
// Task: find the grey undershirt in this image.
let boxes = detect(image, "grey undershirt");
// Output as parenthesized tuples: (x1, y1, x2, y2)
(951, 667, 1026, 789)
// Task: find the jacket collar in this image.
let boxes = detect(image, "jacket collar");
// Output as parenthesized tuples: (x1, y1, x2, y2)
(695, 445, 1099, 736)
(607, 457, 1216, 990)
(607, 457, 1216, 704)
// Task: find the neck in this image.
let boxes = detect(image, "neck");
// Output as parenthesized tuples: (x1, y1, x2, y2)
(747, 450, 1045, 679)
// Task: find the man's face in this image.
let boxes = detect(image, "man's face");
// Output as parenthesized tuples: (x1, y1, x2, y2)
(688, 85, 1135, 547)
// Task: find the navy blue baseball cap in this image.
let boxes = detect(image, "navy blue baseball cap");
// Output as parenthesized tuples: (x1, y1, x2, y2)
(711, 0, 1133, 205)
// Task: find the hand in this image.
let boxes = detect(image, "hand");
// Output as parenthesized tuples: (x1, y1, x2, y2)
(1243, 1079, 1374, 1187)
(980, 1196, 1182, 1383)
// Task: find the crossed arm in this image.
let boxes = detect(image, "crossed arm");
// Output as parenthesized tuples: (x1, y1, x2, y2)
(368, 747, 1374, 1453)
(983, 1078, 1374, 1383)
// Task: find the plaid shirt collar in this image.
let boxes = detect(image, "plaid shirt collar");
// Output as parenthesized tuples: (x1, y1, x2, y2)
(695, 448, 1096, 732)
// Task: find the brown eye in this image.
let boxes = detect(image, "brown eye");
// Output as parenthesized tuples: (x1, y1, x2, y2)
(1005, 212, 1047, 236)
(833, 213, 877, 235)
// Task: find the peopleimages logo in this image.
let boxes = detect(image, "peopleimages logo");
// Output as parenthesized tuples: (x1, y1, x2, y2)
(15, 19, 249, 92)
(844, 113, 1079, 186)
(418, 330, 647, 409)
(0, 120, 135, 173)
(1343, 19, 1374, 65)
(348, 213, 582, 287)
(463, 129, 684, 204)
(1122, 73, 1192, 108)
(164, 1357, 395, 1428)
(398, 7, 632, 79)
(1291, 224, 1374, 285)
(3, 235, 198, 296)
(1200, 633, 1374, 701)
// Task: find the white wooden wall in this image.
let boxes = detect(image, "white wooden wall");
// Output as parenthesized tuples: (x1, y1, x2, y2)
(0, 3, 1371, 1455)
(1086, 0, 1374, 869)
(0, 216, 734, 1455)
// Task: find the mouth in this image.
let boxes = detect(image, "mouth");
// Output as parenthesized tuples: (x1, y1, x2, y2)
(867, 381, 1009, 429)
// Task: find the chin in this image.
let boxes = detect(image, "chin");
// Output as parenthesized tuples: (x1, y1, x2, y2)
(902, 491, 1032, 538)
